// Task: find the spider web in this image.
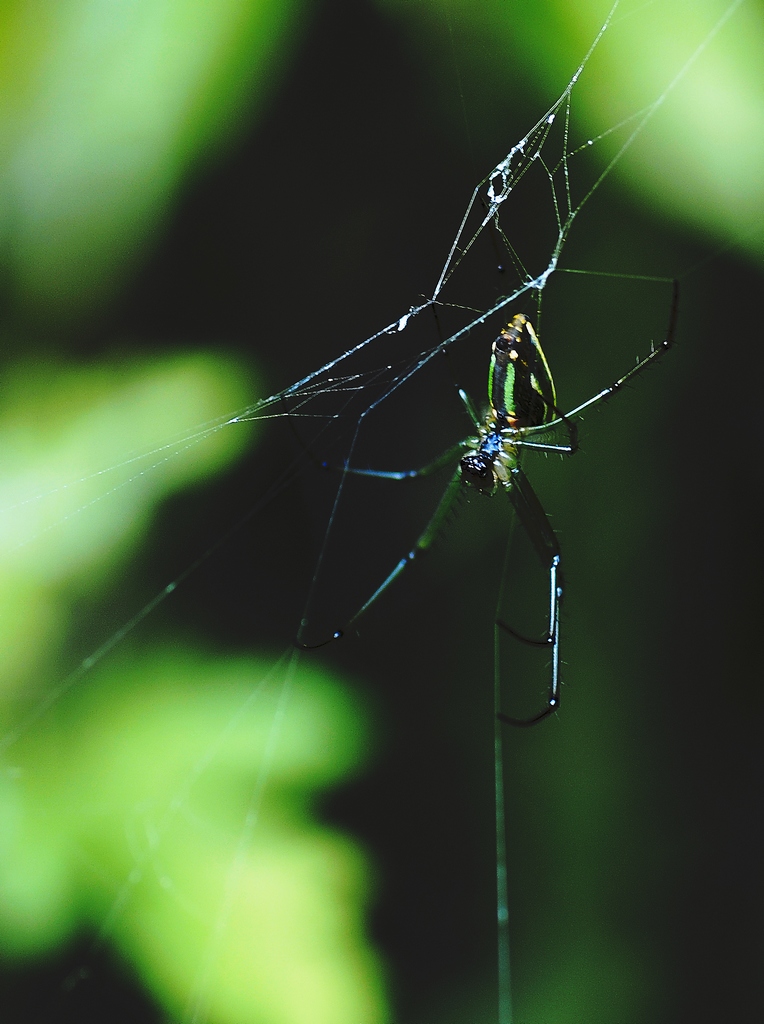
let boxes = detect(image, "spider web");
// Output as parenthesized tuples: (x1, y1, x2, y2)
(0, 2, 748, 1023)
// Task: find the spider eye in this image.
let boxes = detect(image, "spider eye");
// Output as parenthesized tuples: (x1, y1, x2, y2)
(460, 452, 494, 493)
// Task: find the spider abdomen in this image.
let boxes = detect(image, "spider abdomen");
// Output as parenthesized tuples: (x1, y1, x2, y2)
(489, 314, 557, 428)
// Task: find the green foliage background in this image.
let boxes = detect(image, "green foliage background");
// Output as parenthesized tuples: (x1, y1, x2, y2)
(0, 1, 761, 1022)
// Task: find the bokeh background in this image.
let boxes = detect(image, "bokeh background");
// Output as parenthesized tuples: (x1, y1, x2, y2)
(0, 1, 762, 1022)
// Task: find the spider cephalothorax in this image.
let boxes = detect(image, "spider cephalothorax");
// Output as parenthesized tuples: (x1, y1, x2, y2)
(461, 421, 519, 495)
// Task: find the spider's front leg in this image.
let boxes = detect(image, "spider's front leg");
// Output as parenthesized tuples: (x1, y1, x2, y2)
(296, 447, 468, 649)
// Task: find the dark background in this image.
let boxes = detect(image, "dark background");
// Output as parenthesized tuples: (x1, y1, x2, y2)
(2, 1, 763, 1022)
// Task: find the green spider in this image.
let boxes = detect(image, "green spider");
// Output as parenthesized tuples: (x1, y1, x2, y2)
(302, 283, 678, 725)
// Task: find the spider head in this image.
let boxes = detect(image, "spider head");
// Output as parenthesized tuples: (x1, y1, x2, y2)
(460, 451, 496, 495)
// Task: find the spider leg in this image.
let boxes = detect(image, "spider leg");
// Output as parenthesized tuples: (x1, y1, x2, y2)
(512, 414, 578, 456)
(347, 466, 463, 626)
(321, 440, 469, 480)
(297, 463, 464, 649)
(497, 466, 562, 727)
(297, 386, 480, 649)
(506, 396, 580, 457)
(531, 278, 679, 433)
(322, 383, 480, 481)
(456, 387, 482, 429)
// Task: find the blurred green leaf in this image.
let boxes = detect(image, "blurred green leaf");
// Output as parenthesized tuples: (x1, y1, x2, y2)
(3, 652, 387, 1024)
(378, 0, 764, 261)
(0, 350, 253, 691)
(0, 0, 308, 316)
(0, 349, 388, 1023)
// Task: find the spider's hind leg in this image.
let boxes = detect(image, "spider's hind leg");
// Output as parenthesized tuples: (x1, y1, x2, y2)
(497, 466, 562, 727)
